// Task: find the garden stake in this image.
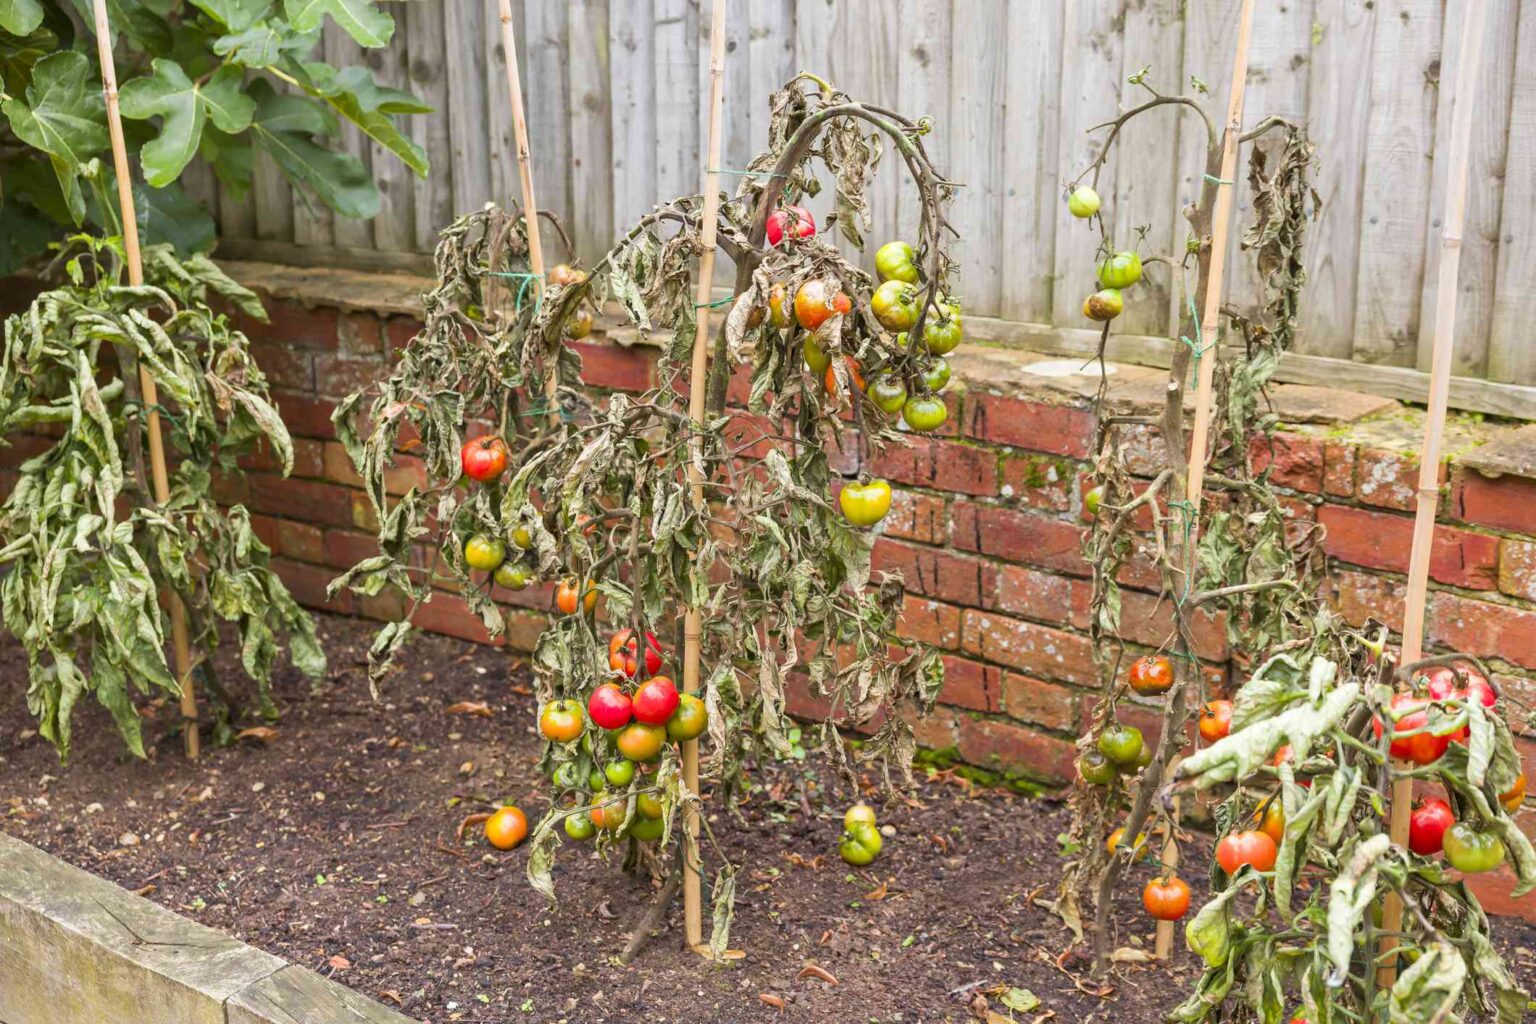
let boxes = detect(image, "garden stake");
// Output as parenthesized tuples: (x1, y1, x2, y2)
(1155, 0, 1256, 960)
(682, 0, 729, 957)
(90, 0, 199, 759)
(1378, 0, 1488, 991)
(494, 0, 555, 418)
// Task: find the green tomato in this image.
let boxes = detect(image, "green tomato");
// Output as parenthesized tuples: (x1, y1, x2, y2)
(564, 813, 597, 841)
(463, 533, 506, 571)
(1442, 824, 1505, 874)
(1083, 288, 1123, 322)
(1097, 724, 1145, 768)
(1084, 485, 1104, 519)
(1068, 186, 1101, 218)
(1078, 749, 1117, 786)
(902, 395, 948, 433)
(665, 693, 708, 742)
(1097, 251, 1144, 289)
(839, 478, 892, 527)
(921, 357, 951, 393)
(493, 559, 534, 590)
(871, 279, 920, 331)
(604, 759, 636, 787)
(875, 240, 919, 284)
(587, 769, 605, 793)
(803, 335, 831, 374)
(552, 762, 583, 789)
(921, 304, 962, 355)
(627, 816, 665, 842)
(866, 375, 908, 414)
(636, 792, 665, 820)
(840, 822, 884, 866)
(844, 803, 878, 830)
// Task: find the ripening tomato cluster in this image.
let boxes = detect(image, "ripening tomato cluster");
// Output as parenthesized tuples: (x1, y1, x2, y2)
(1079, 721, 1152, 786)
(1065, 185, 1144, 325)
(535, 630, 709, 844)
(1371, 664, 1499, 766)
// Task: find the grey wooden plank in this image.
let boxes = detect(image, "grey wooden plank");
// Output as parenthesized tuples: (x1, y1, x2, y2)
(325, 24, 376, 249)
(946, 0, 1005, 315)
(896, 0, 951, 242)
(568, 0, 614, 262)
(484, 0, 518, 214)
(654, 0, 700, 204)
(407, 0, 453, 250)
(610, 0, 659, 237)
(525, 0, 574, 254)
(1488, 2, 1536, 384)
(369, 10, 415, 252)
(1298, 0, 1378, 359)
(445, 0, 493, 216)
(228, 965, 417, 1024)
(997, 0, 1059, 324)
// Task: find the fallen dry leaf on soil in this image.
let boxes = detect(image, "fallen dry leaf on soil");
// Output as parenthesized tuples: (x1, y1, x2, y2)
(758, 994, 785, 1012)
(234, 727, 279, 745)
(797, 963, 838, 986)
(444, 701, 493, 718)
(456, 813, 492, 839)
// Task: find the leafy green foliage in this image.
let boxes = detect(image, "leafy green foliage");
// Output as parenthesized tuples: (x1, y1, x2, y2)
(1172, 649, 1532, 1024)
(335, 76, 951, 953)
(0, 236, 324, 757)
(0, 0, 424, 272)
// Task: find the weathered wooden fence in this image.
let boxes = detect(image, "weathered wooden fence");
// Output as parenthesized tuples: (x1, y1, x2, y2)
(202, 0, 1536, 415)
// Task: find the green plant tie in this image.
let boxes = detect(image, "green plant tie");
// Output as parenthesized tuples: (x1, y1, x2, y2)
(1168, 498, 1198, 606)
(485, 270, 544, 312)
(516, 402, 576, 422)
(707, 167, 786, 179)
(128, 400, 185, 435)
(1179, 294, 1212, 388)
(695, 296, 733, 309)
(1202, 173, 1234, 185)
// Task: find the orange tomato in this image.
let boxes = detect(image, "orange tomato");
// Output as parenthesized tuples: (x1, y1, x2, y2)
(1257, 801, 1285, 845)
(794, 280, 852, 331)
(1198, 700, 1233, 742)
(484, 806, 528, 850)
(1502, 771, 1527, 813)
(1215, 830, 1278, 874)
(824, 358, 865, 395)
(616, 721, 667, 762)
(1142, 876, 1191, 921)
(555, 578, 597, 615)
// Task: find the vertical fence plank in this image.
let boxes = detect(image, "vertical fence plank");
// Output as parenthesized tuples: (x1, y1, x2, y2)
(998, 0, 1060, 324)
(1298, 0, 1377, 358)
(896, 0, 951, 244)
(1487, 5, 1536, 384)
(947, 0, 1005, 315)
(1113, 0, 1186, 337)
(1053, 0, 1125, 326)
(1416, 0, 1519, 377)
(655, 0, 701, 203)
(406, 0, 452, 249)
(325, 24, 374, 249)
(611, 3, 659, 237)
(445, 0, 492, 217)
(289, 35, 333, 248)
(568, 0, 614, 261)
(369, 13, 415, 251)
(747, 0, 795, 153)
(1175, 0, 1237, 220)
(525, 0, 573, 248)
(1351, 0, 1443, 366)
(484, 0, 520, 213)
(791, 0, 838, 240)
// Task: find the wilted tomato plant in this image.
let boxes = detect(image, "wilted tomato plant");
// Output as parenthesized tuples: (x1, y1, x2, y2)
(331, 74, 954, 957)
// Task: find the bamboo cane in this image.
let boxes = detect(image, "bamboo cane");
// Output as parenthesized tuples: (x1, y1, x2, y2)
(1378, 0, 1488, 990)
(681, 0, 729, 956)
(1154, 0, 1257, 959)
(494, 0, 554, 414)
(89, 0, 199, 759)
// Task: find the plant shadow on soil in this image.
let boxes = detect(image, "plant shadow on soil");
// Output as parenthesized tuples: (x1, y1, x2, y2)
(1, 614, 1532, 1023)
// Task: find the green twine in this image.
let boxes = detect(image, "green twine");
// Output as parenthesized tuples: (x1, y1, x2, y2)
(128, 400, 184, 434)
(707, 167, 786, 179)
(515, 402, 576, 422)
(485, 270, 544, 312)
(1168, 498, 1199, 606)
(1178, 294, 1213, 388)
(695, 296, 733, 309)
(1202, 173, 1234, 185)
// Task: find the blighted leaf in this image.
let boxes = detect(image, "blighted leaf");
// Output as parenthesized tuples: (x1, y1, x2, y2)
(1325, 833, 1392, 982)
(1388, 940, 1466, 1024)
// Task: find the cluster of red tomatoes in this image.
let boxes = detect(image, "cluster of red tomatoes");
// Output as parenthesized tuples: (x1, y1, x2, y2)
(536, 630, 708, 842)
(1064, 185, 1144, 324)
(762, 208, 962, 533)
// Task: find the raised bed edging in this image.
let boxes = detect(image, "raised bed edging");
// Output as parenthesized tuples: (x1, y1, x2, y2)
(0, 832, 415, 1024)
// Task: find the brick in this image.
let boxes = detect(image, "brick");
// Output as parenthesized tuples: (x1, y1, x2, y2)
(1490, 672, 1536, 736)
(994, 564, 1090, 629)
(248, 513, 280, 551)
(951, 501, 1087, 575)
(312, 353, 387, 399)
(1116, 589, 1228, 661)
(384, 315, 422, 354)
(1323, 442, 1357, 497)
(498, 609, 549, 653)
(1000, 454, 1075, 512)
(569, 339, 654, 392)
(1357, 448, 1439, 511)
(1249, 433, 1324, 492)
(249, 341, 315, 392)
(962, 392, 1094, 458)
(869, 437, 999, 497)
(273, 392, 338, 440)
(210, 469, 251, 506)
(238, 299, 339, 350)
(408, 592, 505, 646)
(274, 519, 324, 563)
(960, 610, 1097, 685)
(238, 437, 324, 478)
(898, 595, 962, 650)
(321, 442, 429, 495)
(903, 704, 959, 751)
(339, 312, 383, 353)
(1498, 539, 1536, 601)
(1330, 569, 1405, 633)
(1108, 422, 1165, 476)
(955, 716, 1076, 783)
(938, 656, 1000, 712)
(272, 558, 352, 614)
(1318, 505, 1499, 589)
(873, 538, 998, 607)
(248, 477, 359, 528)
(785, 673, 834, 721)
(324, 528, 384, 570)
(1452, 467, 1536, 536)
(1429, 592, 1536, 671)
(1000, 673, 1079, 732)
(1463, 865, 1536, 925)
(884, 489, 946, 544)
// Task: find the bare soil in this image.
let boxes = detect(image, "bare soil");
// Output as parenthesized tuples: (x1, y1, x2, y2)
(1, 614, 1531, 1023)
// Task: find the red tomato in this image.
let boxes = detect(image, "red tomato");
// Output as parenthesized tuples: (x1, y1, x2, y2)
(1215, 830, 1278, 874)
(1142, 876, 1191, 921)
(1198, 700, 1233, 743)
(1372, 693, 1451, 765)
(766, 205, 816, 247)
(1127, 655, 1174, 695)
(608, 629, 663, 678)
(461, 436, 509, 483)
(587, 683, 633, 731)
(632, 676, 681, 725)
(1408, 797, 1455, 856)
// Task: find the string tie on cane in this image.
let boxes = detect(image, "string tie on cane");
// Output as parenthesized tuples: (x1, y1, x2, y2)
(485, 270, 544, 312)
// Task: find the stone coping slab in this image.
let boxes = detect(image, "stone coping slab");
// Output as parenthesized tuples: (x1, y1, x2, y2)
(0, 832, 416, 1024)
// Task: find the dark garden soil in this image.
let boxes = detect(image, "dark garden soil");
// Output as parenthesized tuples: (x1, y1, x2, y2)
(1, 614, 1532, 1024)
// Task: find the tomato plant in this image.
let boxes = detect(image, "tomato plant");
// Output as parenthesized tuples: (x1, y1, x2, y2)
(333, 76, 953, 957)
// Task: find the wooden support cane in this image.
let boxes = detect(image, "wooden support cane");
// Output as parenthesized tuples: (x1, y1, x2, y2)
(1154, 0, 1256, 959)
(1378, 0, 1488, 990)
(89, 0, 199, 759)
(681, 0, 730, 956)
(494, 0, 555, 413)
